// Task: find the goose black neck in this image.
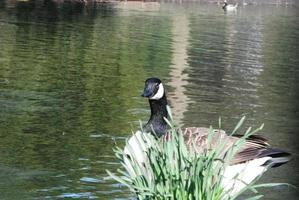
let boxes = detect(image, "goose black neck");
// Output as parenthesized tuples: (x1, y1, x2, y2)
(143, 94, 168, 138)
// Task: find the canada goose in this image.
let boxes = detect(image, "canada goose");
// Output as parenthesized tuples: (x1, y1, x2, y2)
(223, 0, 238, 11)
(124, 77, 291, 196)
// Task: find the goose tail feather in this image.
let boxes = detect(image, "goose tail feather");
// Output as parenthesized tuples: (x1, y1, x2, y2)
(261, 147, 291, 168)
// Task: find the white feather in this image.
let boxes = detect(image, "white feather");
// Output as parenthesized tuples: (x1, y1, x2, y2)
(221, 157, 271, 197)
(224, 4, 238, 11)
(150, 83, 164, 100)
(226, 5, 237, 11)
(123, 131, 152, 177)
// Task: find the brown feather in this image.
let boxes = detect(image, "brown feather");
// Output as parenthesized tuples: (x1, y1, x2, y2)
(161, 127, 272, 165)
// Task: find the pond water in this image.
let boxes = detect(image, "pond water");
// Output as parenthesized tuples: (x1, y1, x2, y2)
(0, 1, 298, 199)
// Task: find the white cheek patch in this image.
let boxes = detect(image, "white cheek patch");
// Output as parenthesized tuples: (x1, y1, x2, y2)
(150, 83, 164, 100)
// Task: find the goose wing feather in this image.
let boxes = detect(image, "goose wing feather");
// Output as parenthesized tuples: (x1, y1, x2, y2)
(232, 135, 270, 164)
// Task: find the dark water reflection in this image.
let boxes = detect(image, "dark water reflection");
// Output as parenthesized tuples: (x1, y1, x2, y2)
(0, 2, 298, 199)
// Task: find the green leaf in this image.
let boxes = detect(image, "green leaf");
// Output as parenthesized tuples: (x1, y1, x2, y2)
(244, 195, 264, 200)
(230, 116, 246, 136)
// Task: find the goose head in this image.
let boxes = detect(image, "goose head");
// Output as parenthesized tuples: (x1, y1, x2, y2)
(141, 77, 164, 100)
(141, 78, 168, 137)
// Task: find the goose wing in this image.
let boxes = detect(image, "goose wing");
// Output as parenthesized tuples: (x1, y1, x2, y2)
(163, 127, 271, 165)
(231, 134, 270, 164)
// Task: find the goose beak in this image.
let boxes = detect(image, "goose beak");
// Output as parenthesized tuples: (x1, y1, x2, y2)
(141, 88, 152, 98)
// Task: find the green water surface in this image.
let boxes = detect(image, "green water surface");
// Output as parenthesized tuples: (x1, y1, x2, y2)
(0, 1, 298, 199)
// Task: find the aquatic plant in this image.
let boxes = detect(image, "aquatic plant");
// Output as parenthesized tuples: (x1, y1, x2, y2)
(107, 107, 288, 200)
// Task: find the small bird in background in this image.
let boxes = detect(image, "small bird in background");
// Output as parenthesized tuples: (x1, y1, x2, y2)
(223, 0, 238, 11)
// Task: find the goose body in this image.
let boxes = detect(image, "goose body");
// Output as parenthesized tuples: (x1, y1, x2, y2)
(223, 1, 238, 12)
(124, 77, 291, 197)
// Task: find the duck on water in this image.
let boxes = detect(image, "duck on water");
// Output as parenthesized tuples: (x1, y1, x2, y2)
(222, 0, 238, 11)
(124, 77, 291, 196)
